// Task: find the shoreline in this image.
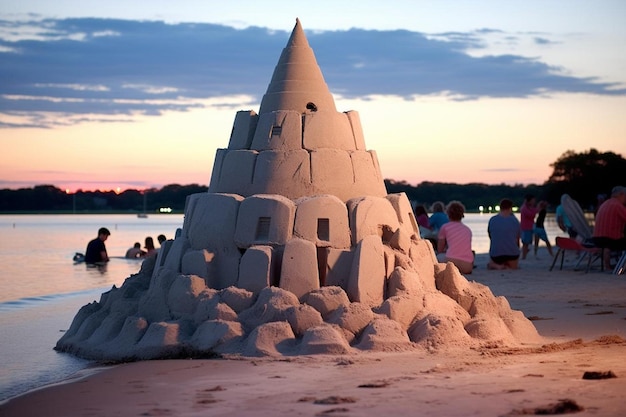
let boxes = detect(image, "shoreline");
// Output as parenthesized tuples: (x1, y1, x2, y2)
(2, 249, 625, 416)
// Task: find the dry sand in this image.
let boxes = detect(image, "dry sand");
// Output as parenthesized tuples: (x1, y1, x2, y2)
(2, 250, 625, 416)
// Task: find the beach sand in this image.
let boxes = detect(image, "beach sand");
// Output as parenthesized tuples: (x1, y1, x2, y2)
(2, 250, 625, 416)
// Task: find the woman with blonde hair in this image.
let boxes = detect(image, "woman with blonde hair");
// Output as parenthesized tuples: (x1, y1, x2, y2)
(436, 201, 474, 274)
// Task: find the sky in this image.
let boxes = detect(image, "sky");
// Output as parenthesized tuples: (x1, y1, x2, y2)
(1, 0, 625, 192)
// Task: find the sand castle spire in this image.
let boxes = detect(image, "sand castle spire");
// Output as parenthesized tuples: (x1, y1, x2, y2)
(259, 18, 337, 115)
(209, 18, 387, 201)
(56, 18, 542, 363)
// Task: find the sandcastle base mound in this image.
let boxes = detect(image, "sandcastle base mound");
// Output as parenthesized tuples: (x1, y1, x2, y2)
(55, 252, 543, 361)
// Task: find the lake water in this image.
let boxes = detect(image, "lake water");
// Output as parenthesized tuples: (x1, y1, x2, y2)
(0, 212, 564, 402)
(0, 214, 184, 402)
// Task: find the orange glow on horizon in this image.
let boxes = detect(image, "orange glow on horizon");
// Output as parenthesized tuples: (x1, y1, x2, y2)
(1, 94, 625, 192)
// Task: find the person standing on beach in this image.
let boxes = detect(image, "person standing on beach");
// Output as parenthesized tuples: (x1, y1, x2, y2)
(84, 227, 111, 264)
(519, 194, 538, 260)
(533, 200, 554, 258)
(487, 199, 520, 270)
(436, 201, 474, 274)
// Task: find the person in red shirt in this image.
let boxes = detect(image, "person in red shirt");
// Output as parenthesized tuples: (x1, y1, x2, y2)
(520, 194, 538, 260)
(592, 186, 626, 269)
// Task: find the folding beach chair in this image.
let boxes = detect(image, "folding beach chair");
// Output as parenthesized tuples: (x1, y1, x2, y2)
(549, 237, 600, 272)
(613, 252, 626, 275)
(560, 194, 606, 271)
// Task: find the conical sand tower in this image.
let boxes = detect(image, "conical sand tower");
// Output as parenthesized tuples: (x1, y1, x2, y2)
(186, 18, 414, 303)
(56, 20, 541, 360)
(208, 18, 387, 201)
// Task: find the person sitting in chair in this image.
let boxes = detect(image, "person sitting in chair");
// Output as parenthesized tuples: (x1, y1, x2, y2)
(592, 185, 626, 270)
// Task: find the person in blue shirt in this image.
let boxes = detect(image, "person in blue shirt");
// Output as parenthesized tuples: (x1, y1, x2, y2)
(429, 201, 449, 234)
(487, 199, 520, 270)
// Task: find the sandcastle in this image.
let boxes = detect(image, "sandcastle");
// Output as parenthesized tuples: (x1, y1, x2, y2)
(56, 19, 541, 360)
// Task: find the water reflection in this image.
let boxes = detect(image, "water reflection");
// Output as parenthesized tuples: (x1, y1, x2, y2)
(85, 262, 108, 274)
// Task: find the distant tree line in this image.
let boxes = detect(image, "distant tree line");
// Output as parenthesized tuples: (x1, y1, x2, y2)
(385, 180, 543, 212)
(1, 149, 624, 213)
(0, 184, 208, 213)
(388, 149, 626, 212)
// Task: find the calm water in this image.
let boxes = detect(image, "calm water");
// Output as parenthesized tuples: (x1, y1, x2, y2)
(0, 214, 184, 402)
(0, 212, 563, 402)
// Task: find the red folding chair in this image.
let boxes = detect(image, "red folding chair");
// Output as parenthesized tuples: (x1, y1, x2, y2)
(549, 237, 600, 272)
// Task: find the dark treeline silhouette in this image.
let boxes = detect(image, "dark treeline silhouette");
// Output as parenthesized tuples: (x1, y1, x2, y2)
(2, 181, 542, 213)
(1, 149, 624, 213)
(0, 184, 209, 213)
(389, 148, 626, 212)
(385, 180, 544, 211)
(542, 149, 626, 209)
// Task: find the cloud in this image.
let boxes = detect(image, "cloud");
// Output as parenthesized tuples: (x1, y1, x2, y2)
(0, 17, 624, 128)
(533, 36, 555, 45)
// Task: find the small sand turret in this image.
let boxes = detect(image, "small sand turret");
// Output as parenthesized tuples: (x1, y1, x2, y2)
(56, 19, 541, 361)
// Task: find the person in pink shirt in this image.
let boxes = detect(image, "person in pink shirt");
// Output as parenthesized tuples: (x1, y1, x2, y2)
(592, 185, 626, 270)
(519, 194, 538, 260)
(437, 201, 474, 274)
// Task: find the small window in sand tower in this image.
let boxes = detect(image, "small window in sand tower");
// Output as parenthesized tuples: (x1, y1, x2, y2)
(317, 218, 330, 241)
(306, 102, 318, 112)
(255, 217, 271, 240)
(271, 125, 282, 136)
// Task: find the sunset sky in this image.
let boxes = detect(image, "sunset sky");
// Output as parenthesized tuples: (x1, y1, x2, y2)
(1, 1, 625, 192)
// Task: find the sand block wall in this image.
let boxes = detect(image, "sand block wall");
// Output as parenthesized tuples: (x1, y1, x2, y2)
(55, 19, 541, 362)
(293, 195, 351, 248)
(228, 110, 258, 149)
(234, 194, 295, 247)
(238, 245, 275, 293)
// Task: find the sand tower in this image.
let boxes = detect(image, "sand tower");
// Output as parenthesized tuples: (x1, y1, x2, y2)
(187, 18, 413, 304)
(56, 20, 541, 360)
(208, 18, 387, 202)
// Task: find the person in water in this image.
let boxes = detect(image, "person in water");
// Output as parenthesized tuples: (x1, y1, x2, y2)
(125, 242, 145, 258)
(84, 227, 111, 264)
(144, 236, 157, 257)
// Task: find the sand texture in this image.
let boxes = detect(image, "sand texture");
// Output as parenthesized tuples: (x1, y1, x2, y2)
(2, 251, 625, 416)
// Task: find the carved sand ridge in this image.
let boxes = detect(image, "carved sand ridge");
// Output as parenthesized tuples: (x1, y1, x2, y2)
(56, 19, 541, 361)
